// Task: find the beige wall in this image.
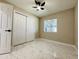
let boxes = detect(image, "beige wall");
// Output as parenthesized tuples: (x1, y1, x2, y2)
(0, 0, 7, 3)
(0, 0, 5, 2)
(74, 3, 78, 47)
(40, 8, 74, 45)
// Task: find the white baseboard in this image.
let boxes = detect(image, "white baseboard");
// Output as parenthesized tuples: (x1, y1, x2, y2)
(38, 38, 77, 50)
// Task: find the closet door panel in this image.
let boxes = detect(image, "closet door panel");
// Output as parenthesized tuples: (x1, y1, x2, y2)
(13, 12, 27, 46)
(26, 17, 35, 41)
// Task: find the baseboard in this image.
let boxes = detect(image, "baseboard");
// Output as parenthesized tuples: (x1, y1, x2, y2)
(0, 52, 11, 55)
(38, 38, 77, 50)
(13, 40, 34, 47)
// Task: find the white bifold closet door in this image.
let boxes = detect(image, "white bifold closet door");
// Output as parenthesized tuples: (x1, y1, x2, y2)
(0, 3, 13, 54)
(13, 12, 27, 46)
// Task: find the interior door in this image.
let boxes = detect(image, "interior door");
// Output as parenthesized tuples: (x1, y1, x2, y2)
(13, 12, 27, 46)
(0, 3, 13, 54)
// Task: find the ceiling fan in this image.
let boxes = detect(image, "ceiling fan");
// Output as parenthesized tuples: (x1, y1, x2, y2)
(33, 0, 45, 11)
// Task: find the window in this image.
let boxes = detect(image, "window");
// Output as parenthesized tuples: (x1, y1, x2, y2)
(44, 19, 57, 32)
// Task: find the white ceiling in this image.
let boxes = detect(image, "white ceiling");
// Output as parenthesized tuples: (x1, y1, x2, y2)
(6, 0, 77, 17)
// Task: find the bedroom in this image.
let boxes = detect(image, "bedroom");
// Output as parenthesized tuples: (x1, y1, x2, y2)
(0, 0, 78, 59)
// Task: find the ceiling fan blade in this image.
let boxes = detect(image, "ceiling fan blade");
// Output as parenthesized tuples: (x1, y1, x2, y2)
(41, 2, 45, 6)
(33, 6, 37, 8)
(41, 8, 44, 10)
(35, 0, 38, 5)
(38, 2, 41, 6)
(35, 0, 41, 6)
